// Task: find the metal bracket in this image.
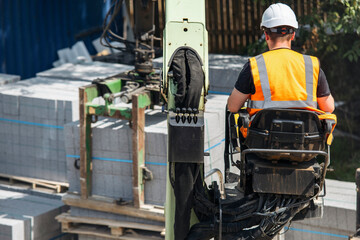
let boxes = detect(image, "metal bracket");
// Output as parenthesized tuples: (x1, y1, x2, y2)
(79, 83, 151, 209)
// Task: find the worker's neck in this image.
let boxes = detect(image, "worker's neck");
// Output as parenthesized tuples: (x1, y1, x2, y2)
(267, 41, 291, 51)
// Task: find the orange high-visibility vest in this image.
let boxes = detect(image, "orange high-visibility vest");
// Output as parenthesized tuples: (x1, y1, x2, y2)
(247, 49, 320, 117)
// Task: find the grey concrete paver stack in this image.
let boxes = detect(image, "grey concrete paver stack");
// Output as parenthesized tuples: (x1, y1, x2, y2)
(0, 78, 86, 182)
(0, 189, 68, 240)
(64, 94, 228, 222)
(37, 61, 133, 81)
(284, 179, 356, 240)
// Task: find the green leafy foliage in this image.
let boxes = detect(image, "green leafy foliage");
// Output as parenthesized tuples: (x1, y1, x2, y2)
(327, 136, 360, 182)
(299, 1, 360, 101)
(298, 1, 360, 181)
(308, 0, 360, 62)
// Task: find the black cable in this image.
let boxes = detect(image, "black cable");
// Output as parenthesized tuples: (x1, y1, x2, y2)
(100, 0, 135, 52)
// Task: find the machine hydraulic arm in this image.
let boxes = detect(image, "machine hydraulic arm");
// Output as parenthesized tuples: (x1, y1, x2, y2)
(162, 0, 209, 239)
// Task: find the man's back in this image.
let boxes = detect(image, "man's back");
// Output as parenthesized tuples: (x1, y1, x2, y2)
(247, 49, 319, 116)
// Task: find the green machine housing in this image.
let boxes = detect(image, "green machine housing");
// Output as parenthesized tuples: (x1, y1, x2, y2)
(162, 0, 209, 239)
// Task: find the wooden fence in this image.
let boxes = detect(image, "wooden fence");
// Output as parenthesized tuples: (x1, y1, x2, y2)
(154, 0, 320, 54)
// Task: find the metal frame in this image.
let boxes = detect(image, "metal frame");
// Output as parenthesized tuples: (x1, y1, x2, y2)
(79, 81, 151, 208)
(241, 148, 329, 195)
(225, 110, 331, 194)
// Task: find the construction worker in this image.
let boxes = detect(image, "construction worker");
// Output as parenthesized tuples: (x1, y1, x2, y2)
(227, 3, 335, 116)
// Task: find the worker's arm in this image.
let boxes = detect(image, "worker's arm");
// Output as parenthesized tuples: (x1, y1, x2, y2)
(317, 94, 335, 113)
(227, 88, 250, 113)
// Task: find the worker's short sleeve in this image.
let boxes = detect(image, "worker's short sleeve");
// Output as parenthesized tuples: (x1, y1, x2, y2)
(316, 68, 331, 97)
(234, 61, 255, 94)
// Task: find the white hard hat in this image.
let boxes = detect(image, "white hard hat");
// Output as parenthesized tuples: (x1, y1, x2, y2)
(260, 3, 298, 29)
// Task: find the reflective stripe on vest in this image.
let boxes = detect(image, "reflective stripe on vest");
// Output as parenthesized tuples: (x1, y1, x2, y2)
(248, 50, 318, 114)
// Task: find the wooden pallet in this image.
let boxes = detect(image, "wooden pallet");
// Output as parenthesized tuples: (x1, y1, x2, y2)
(0, 173, 69, 193)
(56, 212, 165, 240)
(63, 193, 165, 223)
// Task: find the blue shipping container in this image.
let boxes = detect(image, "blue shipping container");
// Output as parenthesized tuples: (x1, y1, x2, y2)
(0, 0, 112, 79)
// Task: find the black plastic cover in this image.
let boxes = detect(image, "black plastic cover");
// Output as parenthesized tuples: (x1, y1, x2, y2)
(168, 112, 204, 163)
(247, 156, 321, 196)
(169, 48, 204, 109)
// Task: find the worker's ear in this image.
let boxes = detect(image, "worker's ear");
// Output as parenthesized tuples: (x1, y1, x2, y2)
(291, 32, 295, 41)
(264, 31, 270, 41)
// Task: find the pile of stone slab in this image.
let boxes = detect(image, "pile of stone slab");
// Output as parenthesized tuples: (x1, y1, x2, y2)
(64, 94, 228, 228)
(0, 78, 86, 182)
(0, 188, 69, 240)
(37, 61, 133, 82)
(0, 62, 134, 183)
(65, 94, 228, 206)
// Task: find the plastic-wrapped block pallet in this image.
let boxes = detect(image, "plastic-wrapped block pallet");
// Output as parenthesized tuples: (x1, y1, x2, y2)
(36, 61, 133, 81)
(0, 189, 69, 240)
(0, 74, 20, 86)
(65, 94, 228, 207)
(65, 111, 168, 205)
(153, 54, 249, 94)
(0, 78, 86, 182)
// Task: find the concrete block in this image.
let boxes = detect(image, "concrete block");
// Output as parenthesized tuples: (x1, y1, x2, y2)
(2, 95, 19, 116)
(72, 41, 92, 63)
(56, 100, 66, 125)
(65, 94, 227, 206)
(145, 132, 167, 157)
(92, 172, 106, 196)
(57, 48, 75, 64)
(284, 179, 357, 240)
(19, 96, 34, 121)
(66, 157, 80, 194)
(0, 189, 68, 240)
(0, 218, 28, 240)
(0, 77, 87, 182)
(37, 61, 133, 81)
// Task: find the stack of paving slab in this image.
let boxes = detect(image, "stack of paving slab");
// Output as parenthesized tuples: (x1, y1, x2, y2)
(284, 179, 356, 240)
(64, 94, 228, 223)
(0, 188, 69, 240)
(0, 78, 86, 182)
(0, 62, 133, 183)
(0, 74, 20, 86)
(37, 61, 133, 82)
(153, 54, 249, 94)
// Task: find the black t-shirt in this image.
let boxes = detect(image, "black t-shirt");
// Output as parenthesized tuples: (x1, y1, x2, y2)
(235, 61, 331, 97)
